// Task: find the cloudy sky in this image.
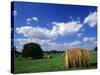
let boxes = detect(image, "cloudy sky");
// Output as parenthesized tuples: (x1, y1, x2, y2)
(12, 1, 97, 52)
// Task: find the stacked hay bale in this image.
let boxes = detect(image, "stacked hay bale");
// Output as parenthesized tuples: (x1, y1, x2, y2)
(64, 48, 90, 68)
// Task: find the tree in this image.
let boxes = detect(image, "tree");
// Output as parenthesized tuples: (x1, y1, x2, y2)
(22, 43, 43, 59)
(50, 50, 58, 54)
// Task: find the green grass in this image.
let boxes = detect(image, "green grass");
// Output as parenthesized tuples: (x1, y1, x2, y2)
(89, 52, 97, 64)
(14, 52, 97, 73)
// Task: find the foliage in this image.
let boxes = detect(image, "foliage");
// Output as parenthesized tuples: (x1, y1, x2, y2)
(43, 50, 64, 54)
(22, 43, 43, 59)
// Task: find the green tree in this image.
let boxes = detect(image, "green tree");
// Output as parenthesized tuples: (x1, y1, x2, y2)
(22, 43, 43, 59)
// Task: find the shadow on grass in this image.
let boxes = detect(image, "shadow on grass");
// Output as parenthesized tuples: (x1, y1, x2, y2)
(90, 63, 97, 68)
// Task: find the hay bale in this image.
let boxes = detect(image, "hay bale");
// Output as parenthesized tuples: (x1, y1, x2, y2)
(64, 51, 68, 68)
(64, 48, 90, 68)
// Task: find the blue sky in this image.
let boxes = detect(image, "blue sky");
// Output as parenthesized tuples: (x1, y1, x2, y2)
(12, 1, 97, 52)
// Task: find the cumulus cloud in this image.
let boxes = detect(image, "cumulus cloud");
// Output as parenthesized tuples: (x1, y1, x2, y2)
(15, 38, 50, 52)
(16, 20, 82, 40)
(16, 26, 59, 40)
(32, 17, 38, 21)
(15, 38, 82, 51)
(15, 36, 97, 51)
(83, 37, 96, 42)
(26, 18, 31, 24)
(26, 18, 32, 22)
(15, 38, 51, 46)
(82, 37, 97, 49)
(26, 17, 38, 24)
(68, 40, 81, 45)
(48, 38, 97, 51)
(84, 11, 97, 27)
(52, 21, 82, 36)
(48, 37, 97, 51)
(47, 40, 81, 50)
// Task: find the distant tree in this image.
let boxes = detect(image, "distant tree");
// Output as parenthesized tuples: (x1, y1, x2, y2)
(48, 50, 65, 54)
(50, 50, 58, 54)
(22, 43, 43, 59)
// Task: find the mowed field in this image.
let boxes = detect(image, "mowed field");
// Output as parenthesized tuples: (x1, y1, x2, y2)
(14, 51, 97, 74)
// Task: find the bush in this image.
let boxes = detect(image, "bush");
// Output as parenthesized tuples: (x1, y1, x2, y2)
(22, 43, 43, 59)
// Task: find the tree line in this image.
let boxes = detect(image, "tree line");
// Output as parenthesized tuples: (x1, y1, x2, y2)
(11, 42, 97, 59)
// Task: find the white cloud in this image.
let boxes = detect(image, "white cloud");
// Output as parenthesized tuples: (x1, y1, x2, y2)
(84, 11, 97, 27)
(15, 37, 97, 51)
(26, 18, 32, 22)
(15, 38, 80, 51)
(16, 20, 82, 40)
(26, 18, 32, 24)
(52, 21, 82, 35)
(15, 38, 51, 51)
(68, 40, 81, 45)
(16, 26, 33, 37)
(15, 38, 51, 46)
(83, 37, 96, 42)
(26, 17, 38, 24)
(16, 26, 59, 40)
(32, 17, 38, 21)
(15, 38, 52, 51)
(82, 37, 97, 49)
(15, 37, 82, 51)
(47, 40, 81, 50)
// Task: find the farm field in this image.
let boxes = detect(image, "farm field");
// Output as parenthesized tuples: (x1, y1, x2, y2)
(14, 51, 97, 74)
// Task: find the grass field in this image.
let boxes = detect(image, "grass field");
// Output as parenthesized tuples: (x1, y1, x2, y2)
(14, 52, 97, 74)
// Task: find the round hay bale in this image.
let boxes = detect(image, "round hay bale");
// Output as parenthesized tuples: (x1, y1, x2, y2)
(64, 48, 90, 68)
